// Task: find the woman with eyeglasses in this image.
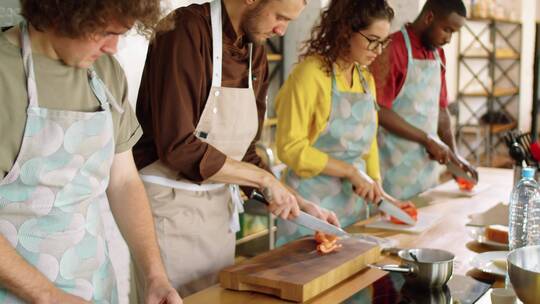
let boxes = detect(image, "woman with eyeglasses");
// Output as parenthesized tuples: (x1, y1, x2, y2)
(274, 0, 412, 245)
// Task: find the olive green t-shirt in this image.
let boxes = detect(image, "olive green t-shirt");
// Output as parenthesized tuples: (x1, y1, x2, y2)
(0, 30, 142, 179)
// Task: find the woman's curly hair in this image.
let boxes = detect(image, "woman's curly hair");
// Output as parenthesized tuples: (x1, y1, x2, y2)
(20, 0, 166, 39)
(300, 0, 394, 74)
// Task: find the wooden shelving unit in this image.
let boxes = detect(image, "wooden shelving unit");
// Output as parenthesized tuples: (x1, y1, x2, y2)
(456, 18, 522, 167)
(267, 53, 283, 62)
(461, 87, 519, 97)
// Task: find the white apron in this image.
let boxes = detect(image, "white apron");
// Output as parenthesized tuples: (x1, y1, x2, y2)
(135, 0, 259, 298)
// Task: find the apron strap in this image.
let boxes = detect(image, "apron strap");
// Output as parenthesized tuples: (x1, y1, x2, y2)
(400, 27, 414, 64)
(229, 184, 244, 233)
(356, 64, 371, 95)
(247, 43, 253, 89)
(19, 20, 122, 113)
(433, 48, 445, 70)
(140, 174, 227, 191)
(356, 65, 380, 111)
(401, 26, 445, 70)
(210, 0, 223, 88)
(19, 21, 39, 109)
(140, 173, 244, 233)
(210, 0, 253, 90)
(330, 64, 339, 92)
(87, 69, 124, 113)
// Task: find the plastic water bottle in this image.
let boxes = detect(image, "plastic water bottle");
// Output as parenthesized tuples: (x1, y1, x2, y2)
(508, 167, 538, 251)
(527, 188, 540, 246)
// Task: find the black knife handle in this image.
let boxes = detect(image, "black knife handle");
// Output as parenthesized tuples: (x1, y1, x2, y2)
(250, 190, 269, 205)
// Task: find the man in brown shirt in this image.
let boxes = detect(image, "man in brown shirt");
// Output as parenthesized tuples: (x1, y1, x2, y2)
(133, 0, 339, 297)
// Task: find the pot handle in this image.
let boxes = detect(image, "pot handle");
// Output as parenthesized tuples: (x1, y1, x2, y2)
(369, 263, 414, 274)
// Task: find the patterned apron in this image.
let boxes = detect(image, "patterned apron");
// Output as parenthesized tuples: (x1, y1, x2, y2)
(378, 27, 443, 200)
(136, 0, 259, 297)
(0, 21, 121, 303)
(276, 65, 379, 246)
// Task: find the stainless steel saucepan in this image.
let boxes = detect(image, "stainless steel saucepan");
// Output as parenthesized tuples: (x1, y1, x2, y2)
(370, 248, 455, 289)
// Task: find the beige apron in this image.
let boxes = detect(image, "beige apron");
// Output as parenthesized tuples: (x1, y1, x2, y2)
(135, 0, 258, 298)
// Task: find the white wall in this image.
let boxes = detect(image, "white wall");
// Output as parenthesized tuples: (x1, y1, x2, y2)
(116, 0, 210, 106)
(0, 0, 21, 27)
(518, 0, 537, 131)
(283, 0, 326, 78)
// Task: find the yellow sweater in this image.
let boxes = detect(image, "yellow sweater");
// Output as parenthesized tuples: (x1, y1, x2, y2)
(275, 56, 381, 180)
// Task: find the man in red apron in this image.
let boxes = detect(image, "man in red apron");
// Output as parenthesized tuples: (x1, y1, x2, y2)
(0, 1, 180, 303)
(134, 0, 338, 297)
(371, 0, 478, 200)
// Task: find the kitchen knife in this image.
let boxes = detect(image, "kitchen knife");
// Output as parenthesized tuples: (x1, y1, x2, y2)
(250, 190, 399, 248)
(447, 161, 477, 184)
(377, 200, 416, 226)
(250, 190, 348, 237)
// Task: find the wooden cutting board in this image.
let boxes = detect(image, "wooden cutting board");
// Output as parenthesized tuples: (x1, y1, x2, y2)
(365, 211, 443, 234)
(220, 237, 380, 302)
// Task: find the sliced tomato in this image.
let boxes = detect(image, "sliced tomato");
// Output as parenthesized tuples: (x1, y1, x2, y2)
(317, 241, 338, 254)
(317, 243, 334, 254)
(456, 177, 475, 191)
(314, 231, 328, 244)
(314, 231, 338, 244)
(390, 203, 418, 225)
(315, 231, 341, 254)
(324, 233, 338, 243)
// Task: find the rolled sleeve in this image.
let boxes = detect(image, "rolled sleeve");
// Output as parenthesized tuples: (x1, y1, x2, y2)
(136, 11, 227, 182)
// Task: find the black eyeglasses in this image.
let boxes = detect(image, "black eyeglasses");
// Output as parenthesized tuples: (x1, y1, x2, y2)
(357, 31, 392, 51)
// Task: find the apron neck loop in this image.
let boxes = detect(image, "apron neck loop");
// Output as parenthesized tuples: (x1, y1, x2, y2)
(401, 26, 445, 70)
(247, 43, 253, 89)
(356, 64, 370, 94)
(400, 27, 414, 63)
(210, 0, 253, 90)
(20, 20, 40, 109)
(210, 0, 223, 88)
(331, 64, 339, 90)
(19, 20, 122, 113)
(87, 68, 124, 113)
(433, 49, 445, 69)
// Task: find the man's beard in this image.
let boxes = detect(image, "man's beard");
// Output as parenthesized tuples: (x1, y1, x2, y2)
(421, 26, 437, 51)
(241, 7, 268, 45)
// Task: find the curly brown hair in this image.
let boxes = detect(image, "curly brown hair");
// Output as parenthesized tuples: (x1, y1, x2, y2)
(300, 0, 394, 74)
(20, 0, 165, 39)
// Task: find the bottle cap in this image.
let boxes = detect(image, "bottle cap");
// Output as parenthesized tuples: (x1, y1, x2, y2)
(522, 167, 536, 179)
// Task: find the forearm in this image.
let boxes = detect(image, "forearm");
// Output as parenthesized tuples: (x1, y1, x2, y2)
(207, 157, 274, 189)
(107, 179, 166, 282)
(321, 157, 356, 180)
(0, 235, 58, 303)
(378, 107, 429, 146)
(437, 107, 457, 152)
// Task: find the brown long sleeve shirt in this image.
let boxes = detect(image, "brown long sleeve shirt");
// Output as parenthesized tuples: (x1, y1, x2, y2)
(134, 3, 270, 183)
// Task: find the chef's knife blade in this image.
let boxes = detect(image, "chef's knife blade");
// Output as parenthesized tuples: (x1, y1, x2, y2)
(250, 190, 399, 247)
(447, 161, 477, 184)
(378, 200, 416, 226)
(250, 190, 348, 237)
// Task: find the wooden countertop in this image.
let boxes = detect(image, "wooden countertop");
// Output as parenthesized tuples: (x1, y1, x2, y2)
(184, 167, 512, 304)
